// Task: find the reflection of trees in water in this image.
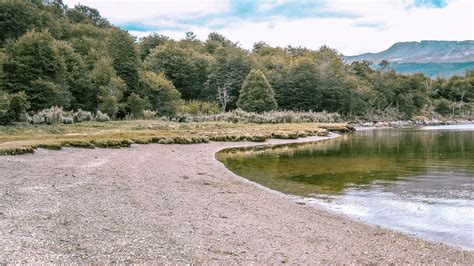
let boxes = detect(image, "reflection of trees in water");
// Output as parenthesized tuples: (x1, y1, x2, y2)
(217, 130, 474, 196)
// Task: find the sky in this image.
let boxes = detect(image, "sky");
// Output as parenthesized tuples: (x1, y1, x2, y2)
(62, 0, 473, 55)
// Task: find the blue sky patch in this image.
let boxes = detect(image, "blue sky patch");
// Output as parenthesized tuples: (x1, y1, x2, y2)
(120, 0, 361, 32)
(414, 0, 449, 8)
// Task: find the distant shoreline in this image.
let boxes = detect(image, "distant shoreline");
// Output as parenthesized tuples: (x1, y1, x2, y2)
(352, 119, 474, 129)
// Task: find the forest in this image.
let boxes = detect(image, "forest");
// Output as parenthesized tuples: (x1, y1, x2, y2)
(1, 0, 473, 126)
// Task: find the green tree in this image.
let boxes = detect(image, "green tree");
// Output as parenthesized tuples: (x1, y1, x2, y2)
(29, 79, 71, 110)
(0, 0, 463, 122)
(252, 44, 290, 109)
(2, 30, 70, 110)
(139, 33, 169, 60)
(67, 23, 111, 56)
(88, 56, 125, 109)
(107, 29, 140, 95)
(314, 46, 354, 114)
(139, 71, 181, 116)
(54, 40, 97, 111)
(9, 91, 30, 121)
(434, 99, 452, 116)
(145, 44, 209, 100)
(0, 90, 14, 125)
(66, 4, 110, 27)
(205, 32, 236, 54)
(126, 93, 148, 118)
(0, 1, 43, 46)
(99, 95, 119, 118)
(237, 69, 277, 112)
(279, 58, 321, 111)
(202, 46, 253, 109)
(3, 30, 66, 92)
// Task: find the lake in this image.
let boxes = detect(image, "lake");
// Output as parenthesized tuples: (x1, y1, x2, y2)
(217, 125, 474, 250)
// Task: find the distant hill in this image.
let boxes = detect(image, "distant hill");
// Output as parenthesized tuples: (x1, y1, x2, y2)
(345, 41, 474, 77)
(388, 62, 474, 78)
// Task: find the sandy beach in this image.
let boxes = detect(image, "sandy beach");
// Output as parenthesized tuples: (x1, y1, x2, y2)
(1, 135, 473, 264)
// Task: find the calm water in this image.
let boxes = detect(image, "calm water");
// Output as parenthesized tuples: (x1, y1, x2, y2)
(217, 126, 474, 250)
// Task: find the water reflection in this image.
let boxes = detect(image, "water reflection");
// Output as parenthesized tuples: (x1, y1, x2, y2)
(218, 129, 474, 195)
(217, 127, 474, 249)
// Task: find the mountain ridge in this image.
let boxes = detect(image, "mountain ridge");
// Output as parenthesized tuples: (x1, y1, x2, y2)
(345, 40, 474, 77)
(346, 40, 474, 63)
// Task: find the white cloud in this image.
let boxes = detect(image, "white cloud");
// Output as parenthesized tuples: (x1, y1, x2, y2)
(62, 0, 230, 24)
(64, 0, 474, 55)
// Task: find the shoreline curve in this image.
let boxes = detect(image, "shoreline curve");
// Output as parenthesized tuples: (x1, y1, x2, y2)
(213, 132, 474, 252)
(0, 134, 473, 263)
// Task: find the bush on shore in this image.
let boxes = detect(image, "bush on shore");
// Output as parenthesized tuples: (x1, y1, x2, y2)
(14, 106, 341, 125)
(177, 100, 221, 115)
(174, 109, 341, 124)
(27, 106, 110, 125)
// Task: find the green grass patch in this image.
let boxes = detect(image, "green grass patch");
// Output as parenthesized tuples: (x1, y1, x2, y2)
(0, 121, 351, 155)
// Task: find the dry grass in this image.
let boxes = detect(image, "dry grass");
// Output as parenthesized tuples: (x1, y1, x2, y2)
(0, 120, 353, 155)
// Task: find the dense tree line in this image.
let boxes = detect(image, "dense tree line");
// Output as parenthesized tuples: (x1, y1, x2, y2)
(1, 0, 473, 125)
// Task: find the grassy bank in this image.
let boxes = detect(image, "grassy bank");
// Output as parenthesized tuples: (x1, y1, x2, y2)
(0, 120, 353, 155)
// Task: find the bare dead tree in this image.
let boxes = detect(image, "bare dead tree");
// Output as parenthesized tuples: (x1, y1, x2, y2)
(424, 79, 434, 96)
(217, 84, 234, 112)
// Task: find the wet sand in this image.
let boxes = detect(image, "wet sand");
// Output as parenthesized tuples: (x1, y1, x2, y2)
(1, 135, 473, 263)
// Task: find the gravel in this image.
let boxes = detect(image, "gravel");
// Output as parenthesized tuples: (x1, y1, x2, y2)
(1, 135, 473, 264)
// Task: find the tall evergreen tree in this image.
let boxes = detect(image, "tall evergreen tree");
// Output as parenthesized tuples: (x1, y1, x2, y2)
(237, 69, 277, 112)
(252, 43, 290, 109)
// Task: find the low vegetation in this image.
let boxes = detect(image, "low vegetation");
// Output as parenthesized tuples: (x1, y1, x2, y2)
(14, 106, 341, 125)
(174, 109, 341, 123)
(0, 120, 352, 155)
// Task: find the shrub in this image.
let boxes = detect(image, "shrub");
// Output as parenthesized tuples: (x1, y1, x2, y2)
(126, 93, 148, 118)
(27, 107, 109, 124)
(143, 109, 157, 119)
(177, 100, 220, 115)
(8, 91, 30, 121)
(99, 95, 119, 118)
(362, 107, 403, 122)
(73, 109, 93, 123)
(174, 109, 341, 123)
(0, 110, 14, 126)
(0, 91, 14, 125)
(37, 143, 62, 150)
(33, 106, 66, 124)
(0, 146, 35, 155)
(434, 99, 452, 116)
(95, 110, 110, 122)
(29, 113, 45, 124)
(62, 116, 74, 124)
